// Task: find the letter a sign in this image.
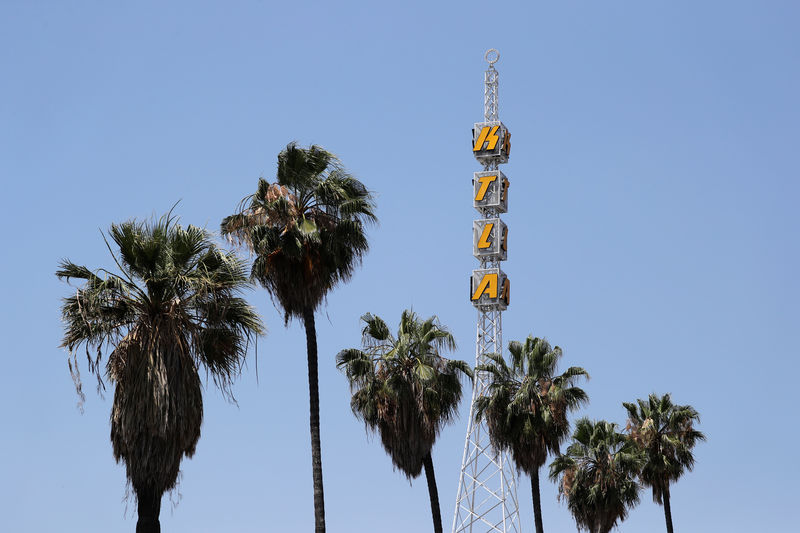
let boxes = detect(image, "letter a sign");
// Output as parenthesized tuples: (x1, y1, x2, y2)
(470, 268, 510, 310)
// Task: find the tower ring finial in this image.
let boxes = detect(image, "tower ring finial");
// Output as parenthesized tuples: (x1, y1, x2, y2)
(485, 48, 500, 65)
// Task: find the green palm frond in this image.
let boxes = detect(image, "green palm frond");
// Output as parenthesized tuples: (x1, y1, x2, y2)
(360, 313, 393, 344)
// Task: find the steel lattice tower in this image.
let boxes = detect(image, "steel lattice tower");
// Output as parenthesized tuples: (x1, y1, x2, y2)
(452, 50, 521, 533)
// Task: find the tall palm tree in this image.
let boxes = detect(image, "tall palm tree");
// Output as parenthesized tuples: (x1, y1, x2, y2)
(336, 311, 472, 533)
(623, 393, 705, 533)
(221, 143, 376, 533)
(474, 336, 588, 533)
(549, 419, 645, 533)
(57, 214, 263, 533)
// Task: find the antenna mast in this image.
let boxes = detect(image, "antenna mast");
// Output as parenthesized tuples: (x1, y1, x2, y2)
(452, 49, 521, 533)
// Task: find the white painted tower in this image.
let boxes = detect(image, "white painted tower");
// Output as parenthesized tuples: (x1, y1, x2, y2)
(452, 49, 521, 533)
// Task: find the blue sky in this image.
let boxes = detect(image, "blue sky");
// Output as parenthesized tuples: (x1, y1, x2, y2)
(1, 1, 798, 531)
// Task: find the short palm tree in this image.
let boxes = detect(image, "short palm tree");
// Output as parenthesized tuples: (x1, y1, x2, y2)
(336, 311, 472, 533)
(549, 418, 645, 533)
(623, 393, 705, 533)
(57, 214, 263, 533)
(474, 336, 588, 533)
(221, 142, 376, 533)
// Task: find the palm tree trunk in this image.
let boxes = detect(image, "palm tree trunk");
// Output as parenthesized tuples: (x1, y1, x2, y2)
(303, 307, 326, 533)
(663, 483, 674, 533)
(422, 452, 443, 533)
(135, 486, 161, 533)
(531, 468, 545, 533)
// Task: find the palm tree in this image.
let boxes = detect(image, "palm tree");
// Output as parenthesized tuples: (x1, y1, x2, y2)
(221, 143, 376, 533)
(623, 393, 705, 533)
(57, 214, 264, 533)
(549, 418, 645, 533)
(474, 336, 588, 533)
(336, 311, 472, 533)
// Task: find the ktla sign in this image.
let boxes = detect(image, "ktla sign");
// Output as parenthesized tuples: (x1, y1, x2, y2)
(472, 121, 510, 164)
(470, 268, 510, 310)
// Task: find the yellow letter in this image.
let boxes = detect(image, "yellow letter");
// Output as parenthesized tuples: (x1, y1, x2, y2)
(501, 227, 508, 252)
(475, 174, 497, 202)
(472, 273, 498, 300)
(473, 126, 490, 151)
(473, 125, 500, 151)
(477, 223, 494, 249)
(501, 177, 509, 203)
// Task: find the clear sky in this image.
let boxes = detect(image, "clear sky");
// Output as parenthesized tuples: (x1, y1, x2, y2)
(1, 1, 797, 532)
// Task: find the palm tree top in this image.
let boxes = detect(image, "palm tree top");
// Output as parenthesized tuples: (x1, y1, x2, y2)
(474, 334, 589, 473)
(359, 310, 457, 353)
(223, 143, 376, 243)
(623, 393, 706, 504)
(550, 418, 645, 533)
(506, 336, 589, 401)
(220, 142, 376, 321)
(337, 311, 472, 478)
(342, 310, 470, 392)
(57, 212, 264, 398)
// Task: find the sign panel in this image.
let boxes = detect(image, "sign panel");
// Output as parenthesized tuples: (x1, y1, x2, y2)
(470, 268, 510, 310)
(473, 170, 509, 213)
(472, 121, 511, 164)
(473, 219, 508, 261)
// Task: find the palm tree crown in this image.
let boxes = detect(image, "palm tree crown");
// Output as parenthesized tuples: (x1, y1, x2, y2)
(221, 142, 376, 321)
(337, 310, 472, 477)
(57, 214, 263, 532)
(549, 418, 645, 533)
(474, 336, 589, 533)
(623, 393, 705, 533)
(475, 336, 589, 472)
(337, 311, 472, 533)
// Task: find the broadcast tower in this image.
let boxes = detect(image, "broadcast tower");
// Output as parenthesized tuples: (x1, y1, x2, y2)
(452, 49, 521, 533)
